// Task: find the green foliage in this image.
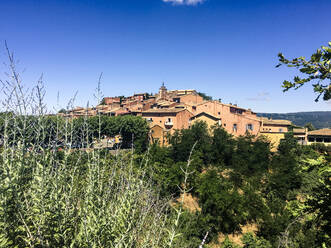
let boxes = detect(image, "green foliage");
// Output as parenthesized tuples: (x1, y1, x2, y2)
(174, 211, 208, 247)
(211, 126, 234, 166)
(168, 121, 212, 167)
(220, 236, 240, 248)
(58, 108, 66, 114)
(277, 42, 331, 101)
(197, 169, 245, 236)
(0, 147, 175, 247)
(230, 135, 271, 187)
(2, 109, 331, 247)
(307, 160, 331, 247)
(267, 133, 302, 200)
(304, 122, 315, 131)
(198, 92, 213, 101)
(241, 233, 272, 248)
(0, 114, 150, 152)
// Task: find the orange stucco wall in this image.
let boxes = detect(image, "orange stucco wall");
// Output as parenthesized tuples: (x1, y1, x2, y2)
(142, 110, 193, 132)
(104, 97, 121, 105)
(194, 101, 261, 136)
(175, 110, 194, 129)
(261, 124, 289, 133)
(194, 101, 223, 117)
(179, 94, 204, 105)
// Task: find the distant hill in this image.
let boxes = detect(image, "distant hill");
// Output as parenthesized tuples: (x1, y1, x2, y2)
(257, 111, 331, 129)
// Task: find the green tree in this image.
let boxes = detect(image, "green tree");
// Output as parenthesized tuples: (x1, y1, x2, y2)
(211, 126, 235, 166)
(197, 169, 245, 238)
(241, 233, 272, 248)
(198, 92, 213, 101)
(267, 133, 302, 200)
(168, 121, 212, 167)
(277, 42, 331, 101)
(220, 236, 240, 248)
(307, 161, 331, 247)
(304, 122, 315, 131)
(229, 135, 271, 188)
(58, 108, 66, 114)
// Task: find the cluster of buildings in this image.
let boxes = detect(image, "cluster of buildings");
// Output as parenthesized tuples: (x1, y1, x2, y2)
(61, 84, 331, 148)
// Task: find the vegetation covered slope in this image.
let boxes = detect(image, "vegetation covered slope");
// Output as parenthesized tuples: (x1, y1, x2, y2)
(2, 113, 330, 248)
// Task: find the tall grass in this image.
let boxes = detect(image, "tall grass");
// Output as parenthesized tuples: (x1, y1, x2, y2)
(0, 45, 189, 247)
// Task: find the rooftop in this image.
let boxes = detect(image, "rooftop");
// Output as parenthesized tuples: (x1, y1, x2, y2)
(142, 108, 187, 114)
(262, 119, 292, 126)
(308, 128, 331, 136)
(191, 112, 221, 121)
(293, 128, 307, 134)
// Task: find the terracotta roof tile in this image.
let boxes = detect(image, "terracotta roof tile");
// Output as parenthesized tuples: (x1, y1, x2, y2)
(262, 119, 292, 126)
(191, 112, 220, 120)
(308, 128, 331, 136)
(293, 128, 306, 133)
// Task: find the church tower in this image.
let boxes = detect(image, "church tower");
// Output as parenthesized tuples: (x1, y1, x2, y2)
(159, 82, 167, 100)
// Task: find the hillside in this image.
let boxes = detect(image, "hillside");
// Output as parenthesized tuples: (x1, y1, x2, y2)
(257, 111, 331, 129)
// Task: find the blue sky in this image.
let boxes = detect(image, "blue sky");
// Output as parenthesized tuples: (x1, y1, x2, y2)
(0, 0, 330, 113)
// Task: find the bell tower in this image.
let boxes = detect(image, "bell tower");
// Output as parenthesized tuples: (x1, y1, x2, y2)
(159, 82, 167, 100)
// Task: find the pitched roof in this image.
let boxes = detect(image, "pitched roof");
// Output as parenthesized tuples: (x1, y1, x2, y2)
(308, 128, 331, 136)
(293, 128, 307, 134)
(191, 112, 220, 121)
(235, 114, 261, 122)
(195, 100, 248, 111)
(150, 124, 163, 130)
(195, 100, 215, 107)
(262, 119, 292, 126)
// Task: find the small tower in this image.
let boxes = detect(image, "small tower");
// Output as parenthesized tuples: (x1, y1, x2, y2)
(159, 82, 167, 100)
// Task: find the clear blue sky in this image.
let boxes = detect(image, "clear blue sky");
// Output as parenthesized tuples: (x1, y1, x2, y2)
(0, 0, 330, 113)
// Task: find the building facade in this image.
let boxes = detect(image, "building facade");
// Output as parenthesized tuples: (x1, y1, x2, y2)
(62, 83, 330, 149)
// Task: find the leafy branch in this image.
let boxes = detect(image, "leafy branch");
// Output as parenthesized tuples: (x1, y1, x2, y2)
(277, 42, 331, 102)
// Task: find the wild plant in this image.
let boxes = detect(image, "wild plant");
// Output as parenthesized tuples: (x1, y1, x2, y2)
(0, 45, 196, 247)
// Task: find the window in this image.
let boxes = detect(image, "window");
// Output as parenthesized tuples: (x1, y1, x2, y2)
(246, 124, 253, 131)
(167, 118, 172, 122)
(146, 117, 153, 122)
(233, 124, 237, 132)
(218, 112, 221, 115)
(224, 123, 226, 127)
(279, 128, 283, 132)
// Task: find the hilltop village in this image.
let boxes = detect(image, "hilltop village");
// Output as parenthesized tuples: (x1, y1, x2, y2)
(61, 84, 331, 147)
